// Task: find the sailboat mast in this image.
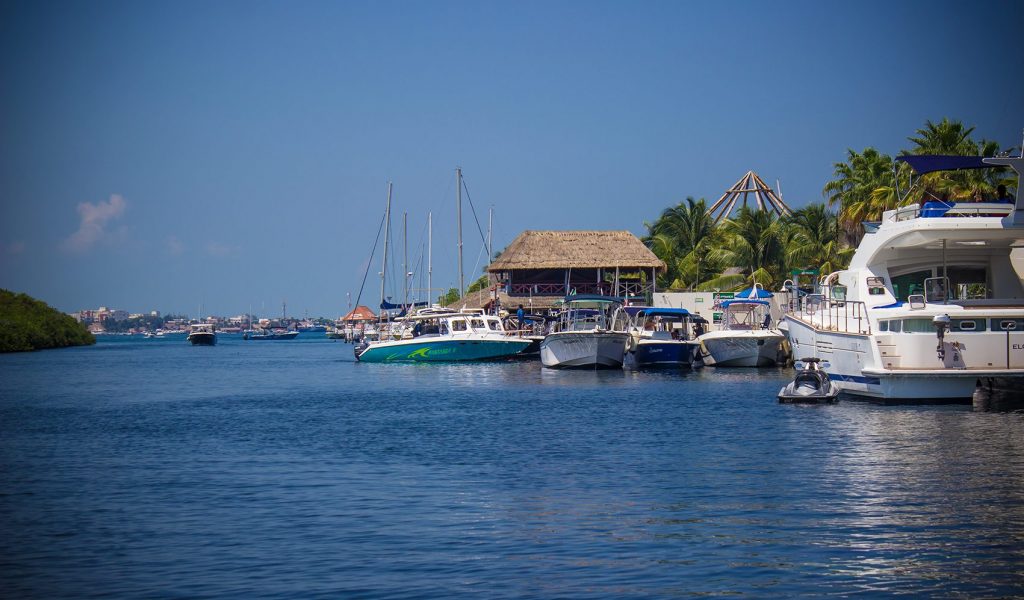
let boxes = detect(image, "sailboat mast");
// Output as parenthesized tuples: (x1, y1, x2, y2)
(457, 167, 464, 298)
(428, 211, 433, 305)
(380, 182, 392, 319)
(403, 211, 408, 310)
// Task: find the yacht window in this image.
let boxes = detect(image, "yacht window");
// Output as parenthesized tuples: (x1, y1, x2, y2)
(831, 286, 847, 302)
(867, 277, 887, 296)
(994, 319, 1024, 331)
(953, 319, 985, 332)
(451, 319, 467, 332)
(879, 320, 889, 332)
(487, 320, 501, 331)
(889, 320, 902, 333)
(470, 319, 485, 330)
(902, 318, 934, 333)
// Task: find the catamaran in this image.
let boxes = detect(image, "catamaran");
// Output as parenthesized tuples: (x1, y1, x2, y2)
(782, 148, 1024, 402)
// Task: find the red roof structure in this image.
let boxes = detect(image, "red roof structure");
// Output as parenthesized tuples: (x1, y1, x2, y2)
(341, 305, 377, 322)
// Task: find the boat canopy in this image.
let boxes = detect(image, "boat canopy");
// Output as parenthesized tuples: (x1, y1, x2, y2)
(735, 287, 774, 299)
(721, 299, 770, 308)
(636, 307, 691, 319)
(896, 155, 999, 174)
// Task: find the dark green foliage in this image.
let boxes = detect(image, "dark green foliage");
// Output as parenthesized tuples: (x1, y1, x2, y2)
(0, 289, 95, 352)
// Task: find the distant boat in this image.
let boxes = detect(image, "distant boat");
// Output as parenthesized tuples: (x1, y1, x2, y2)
(187, 323, 217, 346)
(540, 295, 631, 369)
(243, 328, 299, 340)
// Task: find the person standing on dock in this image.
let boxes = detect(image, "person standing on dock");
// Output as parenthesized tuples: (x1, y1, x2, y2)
(516, 304, 525, 336)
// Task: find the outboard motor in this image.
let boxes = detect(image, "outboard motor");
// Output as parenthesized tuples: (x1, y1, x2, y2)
(933, 314, 951, 360)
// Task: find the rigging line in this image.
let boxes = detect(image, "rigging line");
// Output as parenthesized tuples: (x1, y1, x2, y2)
(353, 209, 388, 312)
(460, 176, 490, 249)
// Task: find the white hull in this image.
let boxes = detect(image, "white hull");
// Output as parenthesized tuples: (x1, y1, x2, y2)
(783, 316, 1024, 402)
(698, 330, 784, 367)
(540, 331, 629, 369)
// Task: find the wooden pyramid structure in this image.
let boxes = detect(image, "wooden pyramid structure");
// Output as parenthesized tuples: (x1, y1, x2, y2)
(706, 171, 793, 225)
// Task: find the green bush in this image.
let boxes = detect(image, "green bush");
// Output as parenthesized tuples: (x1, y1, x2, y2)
(0, 289, 95, 352)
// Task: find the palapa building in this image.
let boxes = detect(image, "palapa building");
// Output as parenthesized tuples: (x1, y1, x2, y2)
(451, 230, 665, 312)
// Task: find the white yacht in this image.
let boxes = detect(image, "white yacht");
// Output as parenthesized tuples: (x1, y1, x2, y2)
(783, 150, 1024, 402)
(540, 295, 631, 369)
(697, 297, 785, 367)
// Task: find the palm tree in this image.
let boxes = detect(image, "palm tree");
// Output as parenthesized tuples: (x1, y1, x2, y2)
(704, 206, 787, 291)
(644, 197, 720, 289)
(907, 118, 977, 155)
(906, 120, 1013, 202)
(783, 204, 854, 275)
(823, 147, 908, 245)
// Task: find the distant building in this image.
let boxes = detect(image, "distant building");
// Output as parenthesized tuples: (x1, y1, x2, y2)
(451, 230, 665, 312)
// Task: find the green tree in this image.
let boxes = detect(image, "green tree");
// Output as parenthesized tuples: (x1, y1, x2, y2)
(703, 206, 787, 291)
(783, 203, 853, 276)
(644, 197, 721, 289)
(0, 289, 95, 352)
(439, 288, 460, 306)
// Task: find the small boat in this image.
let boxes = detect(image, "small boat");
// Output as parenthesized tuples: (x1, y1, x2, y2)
(698, 295, 785, 367)
(778, 358, 840, 404)
(186, 323, 217, 346)
(243, 328, 299, 340)
(540, 295, 631, 369)
(623, 307, 703, 369)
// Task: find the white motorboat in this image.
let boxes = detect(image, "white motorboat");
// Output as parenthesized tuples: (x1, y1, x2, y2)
(698, 298, 785, 367)
(354, 309, 530, 362)
(540, 295, 630, 369)
(782, 150, 1024, 403)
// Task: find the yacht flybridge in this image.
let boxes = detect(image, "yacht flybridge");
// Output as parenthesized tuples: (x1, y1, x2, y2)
(783, 148, 1024, 402)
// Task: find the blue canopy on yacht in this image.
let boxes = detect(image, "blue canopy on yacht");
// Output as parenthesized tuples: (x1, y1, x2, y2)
(896, 155, 997, 174)
(735, 287, 774, 299)
(636, 307, 691, 319)
(721, 299, 770, 308)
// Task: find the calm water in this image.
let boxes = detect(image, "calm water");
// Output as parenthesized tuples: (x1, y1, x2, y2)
(2, 335, 1023, 598)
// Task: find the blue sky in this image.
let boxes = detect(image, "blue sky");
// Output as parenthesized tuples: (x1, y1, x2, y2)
(1, 0, 1021, 318)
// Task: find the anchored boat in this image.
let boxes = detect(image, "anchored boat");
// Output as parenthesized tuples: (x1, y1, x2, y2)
(354, 309, 530, 362)
(698, 296, 785, 367)
(623, 307, 703, 368)
(782, 149, 1024, 402)
(540, 295, 631, 369)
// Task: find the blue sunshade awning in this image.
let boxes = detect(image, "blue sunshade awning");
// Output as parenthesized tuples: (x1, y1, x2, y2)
(896, 155, 998, 174)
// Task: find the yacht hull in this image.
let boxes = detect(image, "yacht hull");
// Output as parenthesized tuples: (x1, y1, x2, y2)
(698, 330, 784, 367)
(782, 316, 1024, 403)
(540, 331, 629, 369)
(355, 337, 530, 362)
(187, 332, 216, 346)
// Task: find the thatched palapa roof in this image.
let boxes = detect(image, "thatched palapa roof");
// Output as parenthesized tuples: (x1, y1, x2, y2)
(487, 230, 665, 272)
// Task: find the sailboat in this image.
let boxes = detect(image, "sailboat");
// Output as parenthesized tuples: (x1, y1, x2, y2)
(354, 170, 530, 362)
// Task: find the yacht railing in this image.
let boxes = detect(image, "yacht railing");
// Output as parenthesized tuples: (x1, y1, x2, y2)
(784, 294, 872, 335)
